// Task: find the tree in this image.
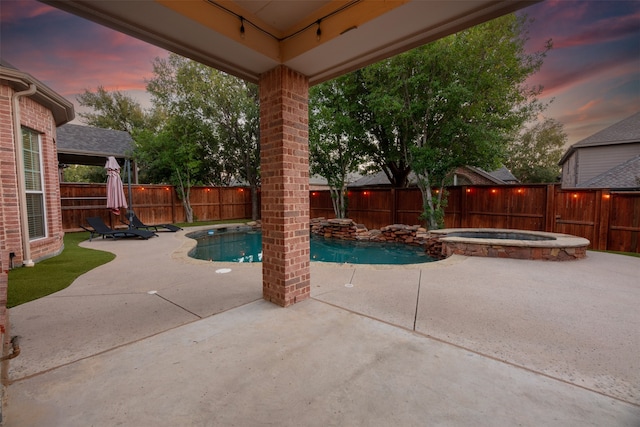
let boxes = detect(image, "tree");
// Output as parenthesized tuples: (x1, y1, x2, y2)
(350, 14, 550, 228)
(135, 116, 211, 223)
(197, 72, 260, 220)
(353, 66, 415, 188)
(61, 165, 106, 183)
(309, 73, 366, 218)
(145, 54, 261, 219)
(76, 86, 158, 133)
(505, 118, 566, 183)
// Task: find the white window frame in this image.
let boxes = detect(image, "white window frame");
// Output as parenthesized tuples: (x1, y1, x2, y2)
(22, 127, 47, 240)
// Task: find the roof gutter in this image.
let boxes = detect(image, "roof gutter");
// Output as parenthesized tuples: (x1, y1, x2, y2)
(12, 83, 38, 267)
(1, 66, 74, 125)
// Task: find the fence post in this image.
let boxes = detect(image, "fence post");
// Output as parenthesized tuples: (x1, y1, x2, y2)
(545, 184, 556, 232)
(596, 190, 611, 251)
(170, 186, 176, 223)
(460, 186, 469, 227)
(391, 188, 397, 224)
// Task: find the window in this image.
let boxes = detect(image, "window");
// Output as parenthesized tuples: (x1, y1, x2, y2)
(22, 127, 46, 239)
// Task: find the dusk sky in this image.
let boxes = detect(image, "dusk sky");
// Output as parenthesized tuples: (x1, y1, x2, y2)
(1, 0, 639, 147)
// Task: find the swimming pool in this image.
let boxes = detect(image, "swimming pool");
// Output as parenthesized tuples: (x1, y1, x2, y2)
(188, 228, 434, 265)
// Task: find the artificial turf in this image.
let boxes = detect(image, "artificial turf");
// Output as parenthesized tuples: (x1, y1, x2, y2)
(7, 232, 115, 308)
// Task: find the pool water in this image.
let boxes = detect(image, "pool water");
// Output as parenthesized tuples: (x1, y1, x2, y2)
(189, 229, 434, 265)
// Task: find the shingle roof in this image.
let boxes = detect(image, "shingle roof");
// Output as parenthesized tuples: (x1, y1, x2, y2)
(309, 173, 362, 186)
(576, 155, 640, 189)
(465, 165, 520, 184)
(348, 171, 402, 187)
(560, 112, 640, 164)
(57, 124, 134, 157)
(348, 166, 513, 187)
(485, 166, 518, 183)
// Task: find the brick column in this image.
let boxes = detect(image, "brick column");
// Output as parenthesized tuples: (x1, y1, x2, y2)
(259, 66, 310, 307)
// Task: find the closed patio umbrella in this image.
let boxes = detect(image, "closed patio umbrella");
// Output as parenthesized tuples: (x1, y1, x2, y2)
(105, 156, 127, 215)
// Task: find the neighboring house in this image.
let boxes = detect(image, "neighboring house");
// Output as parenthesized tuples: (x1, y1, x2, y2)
(310, 173, 362, 191)
(349, 166, 517, 188)
(560, 112, 640, 188)
(576, 154, 640, 189)
(57, 123, 136, 183)
(452, 165, 519, 185)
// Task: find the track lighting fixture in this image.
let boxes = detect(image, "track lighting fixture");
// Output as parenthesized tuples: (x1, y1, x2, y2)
(316, 20, 322, 41)
(240, 16, 245, 39)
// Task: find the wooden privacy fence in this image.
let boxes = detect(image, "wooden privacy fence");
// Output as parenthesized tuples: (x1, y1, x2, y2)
(60, 183, 253, 231)
(311, 184, 640, 253)
(61, 183, 639, 253)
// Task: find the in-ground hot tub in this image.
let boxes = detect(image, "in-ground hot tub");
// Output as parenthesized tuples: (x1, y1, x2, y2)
(429, 228, 590, 261)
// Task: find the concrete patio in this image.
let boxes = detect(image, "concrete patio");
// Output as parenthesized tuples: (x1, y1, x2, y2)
(4, 226, 640, 426)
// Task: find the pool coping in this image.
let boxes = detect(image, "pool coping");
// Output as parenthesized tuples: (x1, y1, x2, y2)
(428, 228, 590, 248)
(172, 224, 463, 270)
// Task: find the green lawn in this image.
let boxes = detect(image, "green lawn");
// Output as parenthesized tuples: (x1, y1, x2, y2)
(7, 219, 252, 308)
(7, 232, 115, 308)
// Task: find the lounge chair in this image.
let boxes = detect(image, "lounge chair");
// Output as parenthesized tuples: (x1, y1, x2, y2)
(81, 217, 157, 241)
(122, 211, 182, 232)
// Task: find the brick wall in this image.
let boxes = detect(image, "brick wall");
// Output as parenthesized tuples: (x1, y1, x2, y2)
(19, 96, 64, 261)
(259, 66, 310, 307)
(0, 87, 64, 265)
(0, 86, 21, 270)
(453, 166, 498, 185)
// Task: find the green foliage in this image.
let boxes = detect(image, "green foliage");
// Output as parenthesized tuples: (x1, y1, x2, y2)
(61, 165, 106, 183)
(7, 232, 115, 307)
(135, 118, 208, 222)
(340, 13, 550, 228)
(309, 73, 366, 218)
(76, 86, 158, 133)
(355, 64, 414, 187)
(141, 54, 261, 220)
(505, 118, 566, 183)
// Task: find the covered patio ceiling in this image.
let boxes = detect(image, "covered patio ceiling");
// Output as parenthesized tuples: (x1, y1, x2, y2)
(42, 0, 537, 85)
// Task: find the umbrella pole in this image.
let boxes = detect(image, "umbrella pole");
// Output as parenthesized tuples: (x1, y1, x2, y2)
(126, 158, 133, 228)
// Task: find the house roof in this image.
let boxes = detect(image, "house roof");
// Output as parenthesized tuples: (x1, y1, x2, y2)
(42, 0, 536, 86)
(576, 155, 640, 189)
(559, 112, 640, 164)
(348, 166, 513, 188)
(465, 166, 519, 184)
(348, 171, 410, 187)
(0, 58, 75, 126)
(56, 124, 134, 166)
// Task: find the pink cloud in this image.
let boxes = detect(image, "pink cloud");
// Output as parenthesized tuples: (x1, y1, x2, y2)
(577, 100, 600, 114)
(0, 0, 59, 22)
(553, 12, 640, 48)
(530, 47, 638, 99)
(545, 84, 638, 145)
(529, 0, 590, 22)
(561, 104, 637, 145)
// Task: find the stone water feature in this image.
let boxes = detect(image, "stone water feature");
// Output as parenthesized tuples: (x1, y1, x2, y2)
(309, 218, 590, 261)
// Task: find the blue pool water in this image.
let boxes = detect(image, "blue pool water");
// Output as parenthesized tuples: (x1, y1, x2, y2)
(188, 228, 434, 265)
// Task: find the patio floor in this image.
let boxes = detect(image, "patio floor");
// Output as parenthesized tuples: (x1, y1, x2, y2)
(5, 226, 640, 426)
